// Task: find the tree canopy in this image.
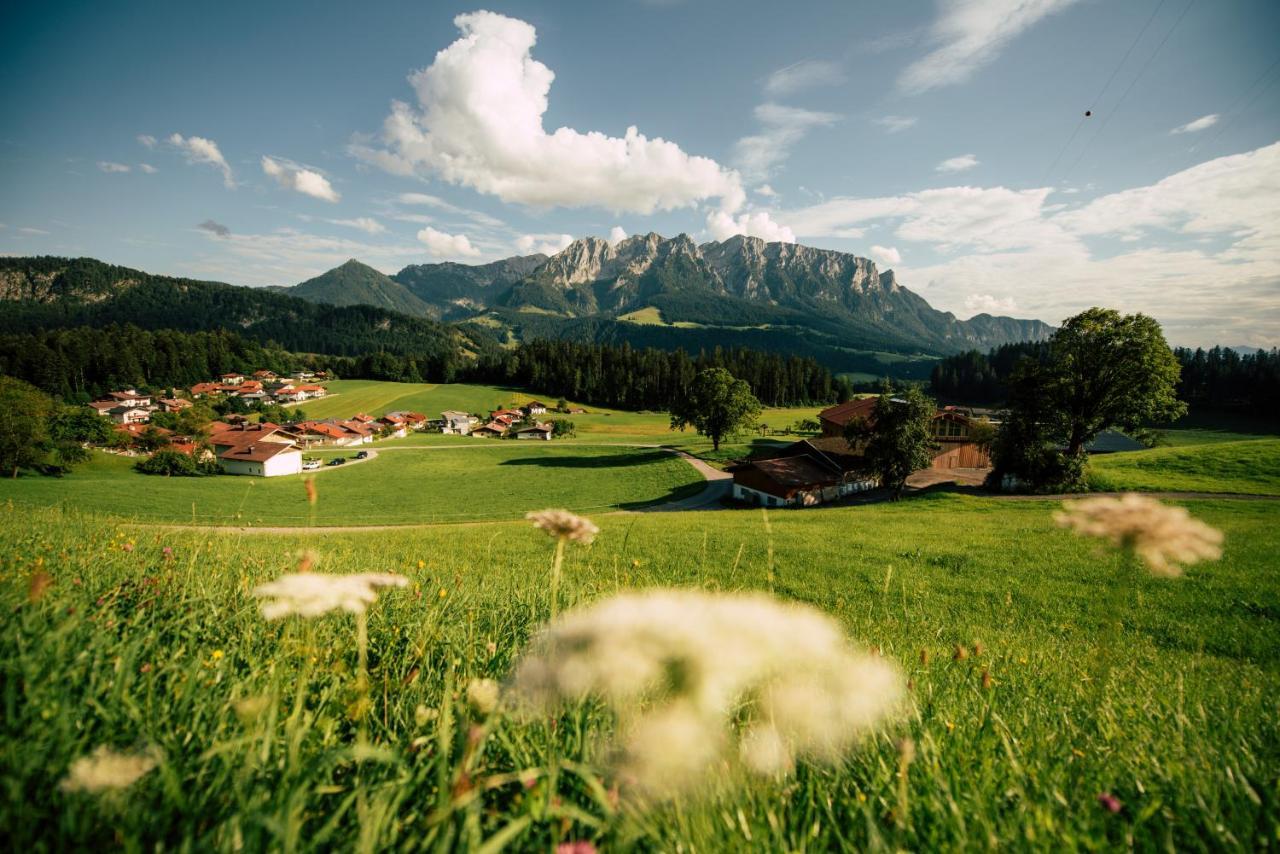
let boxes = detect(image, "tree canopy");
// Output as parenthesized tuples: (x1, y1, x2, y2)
(669, 368, 762, 451)
(844, 387, 937, 499)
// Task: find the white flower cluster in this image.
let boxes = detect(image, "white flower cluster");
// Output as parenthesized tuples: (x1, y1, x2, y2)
(253, 572, 408, 619)
(60, 746, 161, 794)
(1054, 493, 1223, 577)
(511, 589, 903, 795)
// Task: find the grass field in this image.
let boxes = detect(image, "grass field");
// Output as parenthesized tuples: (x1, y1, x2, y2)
(1088, 439, 1280, 495)
(0, 445, 704, 526)
(2, 494, 1277, 850)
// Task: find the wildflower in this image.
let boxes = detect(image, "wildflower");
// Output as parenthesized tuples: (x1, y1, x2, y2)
(981, 669, 993, 690)
(122, 543, 134, 553)
(466, 678, 500, 715)
(28, 571, 53, 603)
(296, 550, 316, 574)
(486, 640, 498, 657)
(415, 704, 438, 726)
(1054, 493, 1223, 577)
(511, 590, 902, 797)
(60, 746, 160, 793)
(304, 477, 317, 506)
(162, 546, 174, 560)
(1097, 792, 1122, 813)
(953, 645, 968, 661)
(252, 572, 408, 619)
(557, 842, 598, 854)
(526, 509, 599, 544)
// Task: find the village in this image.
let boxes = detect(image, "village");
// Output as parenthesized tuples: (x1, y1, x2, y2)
(86, 372, 571, 478)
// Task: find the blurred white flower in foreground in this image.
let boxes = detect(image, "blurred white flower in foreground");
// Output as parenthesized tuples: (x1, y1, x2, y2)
(1054, 493, 1223, 577)
(253, 572, 408, 619)
(511, 589, 902, 795)
(60, 746, 161, 793)
(526, 509, 599, 544)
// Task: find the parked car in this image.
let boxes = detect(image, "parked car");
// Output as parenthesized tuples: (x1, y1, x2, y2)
(302, 459, 321, 471)
(355, 451, 369, 459)
(327, 457, 346, 467)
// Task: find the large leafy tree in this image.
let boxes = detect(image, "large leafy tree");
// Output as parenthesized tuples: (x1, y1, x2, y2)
(1045, 309, 1185, 456)
(669, 368, 761, 452)
(844, 387, 937, 499)
(0, 377, 54, 477)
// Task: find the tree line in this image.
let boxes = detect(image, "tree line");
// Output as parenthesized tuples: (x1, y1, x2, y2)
(932, 341, 1279, 416)
(471, 339, 853, 409)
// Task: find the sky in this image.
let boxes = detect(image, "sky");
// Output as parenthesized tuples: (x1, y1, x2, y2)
(1, 0, 1278, 347)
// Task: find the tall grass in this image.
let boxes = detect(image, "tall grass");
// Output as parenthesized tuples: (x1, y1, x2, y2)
(2, 496, 1278, 849)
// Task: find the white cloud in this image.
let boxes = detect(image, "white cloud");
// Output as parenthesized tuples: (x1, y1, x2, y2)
(964, 293, 1018, 313)
(870, 245, 902, 265)
(782, 142, 1280, 344)
(261, 156, 340, 202)
(17, 227, 50, 236)
(706, 210, 796, 243)
(97, 161, 131, 173)
(900, 0, 1081, 94)
(733, 102, 839, 182)
(1170, 114, 1219, 134)
(394, 192, 506, 229)
(762, 59, 845, 96)
(755, 184, 779, 198)
(188, 225, 426, 286)
(167, 133, 234, 187)
(936, 153, 979, 173)
(139, 163, 158, 174)
(418, 226, 480, 258)
(516, 233, 574, 255)
(353, 11, 746, 215)
(608, 226, 628, 245)
(137, 134, 157, 149)
(873, 115, 918, 133)
(327, 217, 385, 234)
(197, 219, 231, 238)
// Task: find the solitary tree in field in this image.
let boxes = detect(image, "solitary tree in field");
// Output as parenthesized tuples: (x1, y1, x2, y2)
(1044, 308, 1185, 457)
(993, 308, 1185, 490)
(844, 387, 937, 499)
(669, 368, 761, 452)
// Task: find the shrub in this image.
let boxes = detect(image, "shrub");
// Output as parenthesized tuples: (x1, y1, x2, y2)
(135, 449, 209, 477)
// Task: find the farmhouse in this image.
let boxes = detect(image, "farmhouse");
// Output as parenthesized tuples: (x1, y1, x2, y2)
(252, 370, 278, 380)
(514, 423, 553, 440)
(218, 442, 303, 477)
(157, 397, 192, 412)
(189, 382, 219, 398)
(220, 373, 244, 385)
(730, 437, 876, 507)
(818, 399, 993, 470)
(441, 410, 476, 435)
(523, 401, 548, 416)
(106, 405, 150, 425)
(386, 411, 427, 430)
(378, 414, 408, 438)
(472, 423, 506, 438)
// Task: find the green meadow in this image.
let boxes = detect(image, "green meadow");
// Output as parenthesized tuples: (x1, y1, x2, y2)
(2, 379, 1278, 849)
(2, 494, 1277, 850)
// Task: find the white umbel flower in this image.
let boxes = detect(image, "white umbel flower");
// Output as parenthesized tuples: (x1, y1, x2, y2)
(526, 509, 599, 544)
(60, 746, 160, 793)
(512, 589, 902, 795)
(253, 572, 408, 619)
(1054, 493, 1223, 577)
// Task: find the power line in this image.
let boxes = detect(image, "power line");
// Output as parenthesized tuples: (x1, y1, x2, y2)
(1191, 54, 1280, 156)
(1064, 0, 1196, 177)
(1042, 0, 1169, 182)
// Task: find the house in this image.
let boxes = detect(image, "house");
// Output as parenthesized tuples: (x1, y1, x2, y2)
(218, 441, 302, 477)
(337, 420, 376, 443)
(514, 423, 553, 440)
(157, 397, 193, 412)
(107, 405, 150, 425)
(295, 384, 327, 398)
(378, 414, 408, 438)
(441, 410, 475, 435)
(273, 386, 307, 402)
(387, 411, 428, 430)
(566, 407, 587, 415)
(238, 392, 269, 404)
(252, 370, 278, 380)
(289, 420, 357, 446)
(88, 401, 118, 417)
(190, 382, 220, 398)
(730, 437, 877, 507)
(491, 408, 524, 421)
(114, 422, 170, 442)
(492, 413, 518, 427)
(350, 413, 376, 424)
(220, 373, 245, 385)
(523, 401, 548, 416)
(818, 398, 878, 438)
(208, 422, 293, 451)
(471, 422, 507, 438)
(818, 398, 992, 470)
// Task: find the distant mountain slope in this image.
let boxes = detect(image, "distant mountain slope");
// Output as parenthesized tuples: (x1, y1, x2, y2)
(287, 259, 433, 317)
(392, 254, 547, 320)
(0, 256, 497, 373)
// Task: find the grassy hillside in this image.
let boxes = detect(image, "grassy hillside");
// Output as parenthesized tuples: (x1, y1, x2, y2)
(0, 445, 703, 526)
(3, 496, 1277, 849)
(1088, 439, 1280, 494)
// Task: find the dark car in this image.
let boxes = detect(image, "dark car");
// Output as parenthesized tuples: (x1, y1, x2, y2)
(355, 451, 369, 459)
(327, 457, 346, 466)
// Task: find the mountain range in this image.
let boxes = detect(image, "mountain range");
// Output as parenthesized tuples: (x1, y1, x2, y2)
(0, 235, 1053, 381)
(272, 234, 1052, 377)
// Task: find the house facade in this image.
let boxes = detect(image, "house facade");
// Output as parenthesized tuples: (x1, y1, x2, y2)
(730, 437, 876, 507)
(817, 399, 993, 470)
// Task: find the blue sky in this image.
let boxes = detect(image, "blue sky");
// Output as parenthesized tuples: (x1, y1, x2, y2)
(1, 0, 1277, 346)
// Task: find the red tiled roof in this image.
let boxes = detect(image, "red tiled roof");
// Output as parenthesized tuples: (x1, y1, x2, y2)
(818, 397, 877, 427)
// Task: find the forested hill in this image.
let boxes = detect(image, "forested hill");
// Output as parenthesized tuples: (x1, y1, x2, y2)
(0, 256, 497, 379)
